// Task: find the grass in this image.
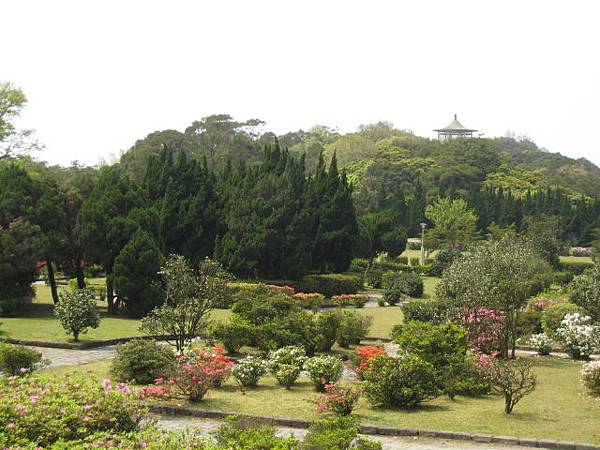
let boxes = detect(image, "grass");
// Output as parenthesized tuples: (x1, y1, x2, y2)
(355, 307, 403, 338)
(46, 356, 600, 445)
(559, 255, 593, 264)
(1, 283, 232, 343)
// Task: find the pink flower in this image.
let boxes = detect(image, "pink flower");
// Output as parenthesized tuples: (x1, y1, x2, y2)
(84, 404, 93, 411)
(6, 422, 16, 429)
(102, 379, 112, 389)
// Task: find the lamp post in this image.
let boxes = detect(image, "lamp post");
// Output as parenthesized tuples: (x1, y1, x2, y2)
(420, 222, 427, 265)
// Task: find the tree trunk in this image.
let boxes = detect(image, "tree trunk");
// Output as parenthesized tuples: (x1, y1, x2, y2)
(511, 310, 518, 359)
(106, 274, 115, 314)
(46, 259, 59, 304)
(76, 258, 86, 289)
(504, 394, 512, 414)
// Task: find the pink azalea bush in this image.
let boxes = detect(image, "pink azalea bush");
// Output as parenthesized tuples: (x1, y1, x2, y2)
(0, 374, 144, 447)
(314, 383, 362, 416)
(152, 346, 234, 401)
(454, 307, 504, 354)
(265, 284, 295, 295)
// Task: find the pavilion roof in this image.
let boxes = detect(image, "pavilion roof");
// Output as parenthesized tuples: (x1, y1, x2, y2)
(434, 114, 477, 132)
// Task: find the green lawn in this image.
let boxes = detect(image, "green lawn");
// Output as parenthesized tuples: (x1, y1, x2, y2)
(559, 255, 593, 264)
(355, 307, 403, 338)
(47, 356, 600, 445)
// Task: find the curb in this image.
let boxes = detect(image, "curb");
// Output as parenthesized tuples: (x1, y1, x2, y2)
(145, 405, 600, 450)
(0, 335, 176, 350)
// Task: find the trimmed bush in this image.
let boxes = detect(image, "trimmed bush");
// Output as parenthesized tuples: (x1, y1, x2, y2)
(304, 355, 344, 391)
(402, 299, 454, 324)
(0, 344, 43, 376)
(296, 274, 362, 298)
(315, 311, 342, 352)
(392, 321, 470, 368)
(430, 247, 462, 277)
(54, 288, 100, 341)
(569, 263, 600, 320)
(517, 310, 543, 337)
(362, 355, 440, 407)
(409, 257, 420, 266)
(398, 256, 409, 265)
(559, 260, 594, 275)
(365, 267, 384, 288)
(274, 364, 301, 389)
(214, 416, 298, 449)
(111, 339, 176, 384)
(232, 356, 268, 388)
(336, 311, 372, 348)
(302, 416, 382, 450)
(210, 319, 254, 354)
(542, 302, 582, 335)
(383, 271, 424, 304)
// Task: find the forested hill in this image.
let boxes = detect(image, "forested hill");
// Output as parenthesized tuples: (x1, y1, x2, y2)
(120, 116, 600, 203)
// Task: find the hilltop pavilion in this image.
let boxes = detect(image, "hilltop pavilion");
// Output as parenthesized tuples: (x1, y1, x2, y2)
(434, 114, 477, 140)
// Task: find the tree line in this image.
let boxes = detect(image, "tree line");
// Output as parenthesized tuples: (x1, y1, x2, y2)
(0, 144, 356, 316)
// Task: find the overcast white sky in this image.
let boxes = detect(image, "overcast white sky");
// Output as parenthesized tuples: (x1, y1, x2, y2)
(3, 0, 600, 167)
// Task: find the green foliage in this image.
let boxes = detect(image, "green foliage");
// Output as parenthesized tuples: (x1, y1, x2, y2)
(0, 82, 41, 160)
(517, 311, 543, 337)
(425, 198, 479, 248)
(382, 271, 424, 301)
(214, 416, 298, 449)
(362, 355, 440, 407)
(113, 230, 164, 316)
(436, 235, 553, 358)
(490, 358, 536, 414)
(140, 255, 231, 350)
(54, 288, 100, 341)
(301, 416, 363, 450)
(524, 215, 563, 269)
(0, 344, 43, 376)
(430, 247, 462, 277)
(559, 260, 595, 275)
(111, 339, 175, 384)
(304, 355, 344, 391)
(315, 311, 342, 352)
(335, 311, 372, 348)
(274, 364, 301, 389)
(568, 263, 600, 320)
(297, 273, 362, 298)
(392, 321, 470, 368)
(542, 303, 582, 336)
(210, 319, 255, 354)
(401, 299, 454, 324)
(0, 218, 39, 315)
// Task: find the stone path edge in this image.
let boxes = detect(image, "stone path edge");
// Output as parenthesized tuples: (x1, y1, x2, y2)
(145, 404, 599, 450)
(0, 335, 174, 350)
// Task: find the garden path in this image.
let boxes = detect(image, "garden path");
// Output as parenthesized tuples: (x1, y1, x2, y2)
(154, 415, 553, 450)
(31, 345, 117, 368)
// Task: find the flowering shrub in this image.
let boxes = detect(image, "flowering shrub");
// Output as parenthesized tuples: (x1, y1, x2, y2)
(274, 364, 301, 389)
(232, 356, 268, 388)
(454, 307, 504, 354)
(570, 247, 593, 257)
(293, 292, 326, 312)
(349, 345, 387, 379)
(304, 355, 344, 391)
(526, 297, 559, 312)
(314, 383, 362, 416)
(268, 345, 306, 372)
(331, 294, 369, 308)
(581, 361, 600, 395)
(473, 351, 497, 372)
(0, 374, 144, 447)
(527, 333, 553, 355)
(265, 284, 295, 295)
(156, 346, 234, 401)
(556, 313, 600, 359)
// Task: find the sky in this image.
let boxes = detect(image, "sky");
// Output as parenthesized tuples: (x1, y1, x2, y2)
(3, 0, 600, 167)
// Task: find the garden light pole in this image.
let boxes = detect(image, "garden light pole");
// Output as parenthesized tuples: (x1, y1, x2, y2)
(420, 222, 427, 265)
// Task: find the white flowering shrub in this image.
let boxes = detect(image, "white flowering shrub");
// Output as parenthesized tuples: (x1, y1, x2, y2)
(304, 355, 344, 391)
(267, 346, 306, 373)
(527, 333, 553, 356)
(232, 356, 268, 388)
(54, 288, 100, 341)
(556, 313, 600, 359)
(581, 361, 600, 395)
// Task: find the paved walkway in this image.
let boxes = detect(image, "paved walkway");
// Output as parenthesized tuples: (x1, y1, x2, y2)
(155, 415, 551, 450)
(31, 345, 118, 368)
